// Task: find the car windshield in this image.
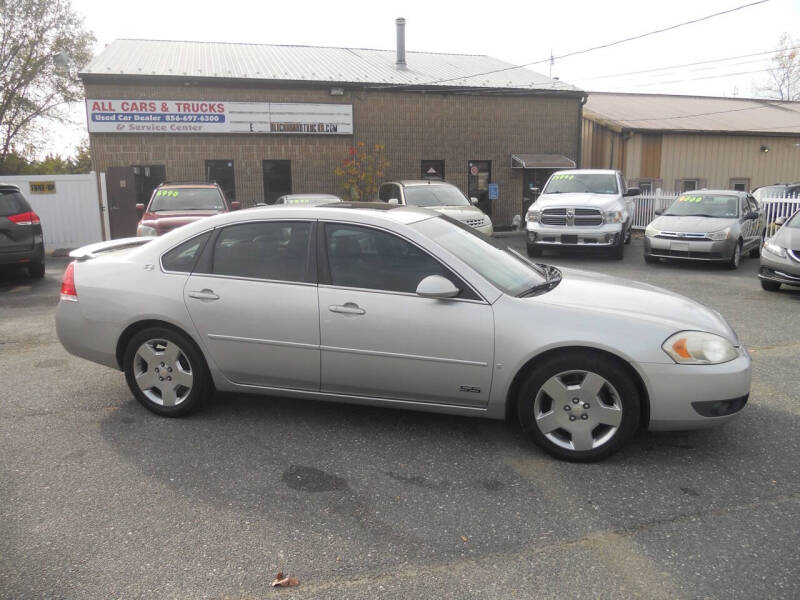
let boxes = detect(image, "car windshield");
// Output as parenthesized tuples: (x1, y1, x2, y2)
(404, 185, 470, 207)
(663, 194, 739, 218)
(149, 188, 224, 211)
(413, 215, 549, 296)
(543, 173, 618, 195)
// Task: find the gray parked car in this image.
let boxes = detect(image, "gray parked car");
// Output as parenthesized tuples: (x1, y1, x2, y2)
(759, 210, 800, 291)
(56, 204, 750, 462)
(644, 190, 764, 269)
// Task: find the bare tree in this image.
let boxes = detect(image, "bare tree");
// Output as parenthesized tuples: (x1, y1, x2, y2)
(0, 0, 94, 162)
(754, 33, 800, 101)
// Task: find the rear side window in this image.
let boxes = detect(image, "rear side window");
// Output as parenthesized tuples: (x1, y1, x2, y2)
(161, 232, 211, 272)
(211, 221, 311, 282)
(0, 190, 29, 217)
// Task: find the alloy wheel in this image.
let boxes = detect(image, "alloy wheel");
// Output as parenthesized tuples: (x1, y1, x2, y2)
(132, 339, 194, 407)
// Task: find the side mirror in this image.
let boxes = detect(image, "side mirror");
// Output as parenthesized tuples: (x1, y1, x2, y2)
(135, 203, 145, 214)
(387, 198, 400, 205)
(470, 197, 479, 205)
(624, 187, 641, 197)
(747, 211, 758, 220)
(654, 208, 664, 216)
(775, 215, 787, 226)
(230, 201, 241, 210)
(416, 275, 459, 299)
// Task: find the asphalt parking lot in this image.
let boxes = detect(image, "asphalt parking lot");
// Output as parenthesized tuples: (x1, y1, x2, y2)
(1, 237, 798, 599)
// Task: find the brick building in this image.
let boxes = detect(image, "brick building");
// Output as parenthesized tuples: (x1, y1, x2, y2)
(80, 23, 584, 237)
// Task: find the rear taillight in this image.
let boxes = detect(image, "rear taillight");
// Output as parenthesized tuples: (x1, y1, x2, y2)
(8, 210, 40, 225)
(60, 261, 78, 302)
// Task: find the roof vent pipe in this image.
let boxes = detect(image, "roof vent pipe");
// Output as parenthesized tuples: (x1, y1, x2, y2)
(395, 18, 407, 69)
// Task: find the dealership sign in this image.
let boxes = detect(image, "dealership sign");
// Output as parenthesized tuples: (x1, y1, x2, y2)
(86, 99, 353, 135)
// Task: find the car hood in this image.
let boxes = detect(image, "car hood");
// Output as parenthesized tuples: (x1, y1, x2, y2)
(532, 267, 738, 342)
(141, 210, 222, 233)
(533, 193, 620, 211)
(773, 226, 800, 249)
(651, 215, 736, 233)
(428, 205, 488, 221)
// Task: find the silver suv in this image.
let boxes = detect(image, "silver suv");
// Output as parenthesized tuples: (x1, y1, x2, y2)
(378, 180, 493, 236)
(525, 169, 639, 259)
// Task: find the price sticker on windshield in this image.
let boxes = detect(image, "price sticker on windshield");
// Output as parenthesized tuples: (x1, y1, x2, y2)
(156, 190, 179, 197)
(552, 174, 574, 181)
(678, 195, 702, 203)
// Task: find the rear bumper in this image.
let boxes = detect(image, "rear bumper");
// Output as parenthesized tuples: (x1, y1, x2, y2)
(55, 299, 120, 370)
(526, 222, 622, 247)
(644, 236, 735, 261)
(0, 242, 44, 266)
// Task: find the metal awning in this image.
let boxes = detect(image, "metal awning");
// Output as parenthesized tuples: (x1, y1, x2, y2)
(511, 154, 576, 169)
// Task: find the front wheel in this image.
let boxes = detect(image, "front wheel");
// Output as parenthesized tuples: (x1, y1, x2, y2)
(760, 279, 781, 292)
(123, 327, 211, 417)
(609, 233, 624, 260)
(727, 240, 742, 270)
(517, 351, 641, 462)
(644, 254, 658, 264)
(526, 243, 542, 258)
(748, 244, 760, 258)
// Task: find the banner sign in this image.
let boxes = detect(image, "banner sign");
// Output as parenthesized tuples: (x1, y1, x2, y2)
(86, 99, 353, 135)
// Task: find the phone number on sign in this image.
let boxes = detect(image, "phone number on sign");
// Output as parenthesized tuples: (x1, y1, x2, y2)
(163, 114, 225, 122)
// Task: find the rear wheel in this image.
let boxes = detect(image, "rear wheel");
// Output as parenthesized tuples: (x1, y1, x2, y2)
(517, 351, 640, 462)
(727, 240, 742, 270)
(28, 262, 45, 279)
(123, 327, 211, 417)
(526, 243, 542, 258)
(644, 254, 658, 264)
(760, 279, 781, 292)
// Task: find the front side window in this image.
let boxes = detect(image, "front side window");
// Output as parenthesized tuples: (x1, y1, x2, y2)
(413, 216, 548, 296)
(403, 185, 470, 208)
(149, 188, 225, 211)
(324, 223, 473, 297)
(211, 221, 311, 282)
(378, 184, 400, 202)
(664, 194, 739, 218)
(543, 173, 618, 195)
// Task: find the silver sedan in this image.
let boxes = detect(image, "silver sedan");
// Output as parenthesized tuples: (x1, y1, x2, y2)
(56, 204, 751, 461)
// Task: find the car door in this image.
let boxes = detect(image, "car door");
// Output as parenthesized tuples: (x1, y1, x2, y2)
(183, 219, 320, 390)
(318, 222, 494, 407)
(747, 195, 764, 241)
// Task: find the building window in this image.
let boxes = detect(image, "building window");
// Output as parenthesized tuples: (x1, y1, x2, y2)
(468, 160, 492, 217)
(636, 179, 653, 194)
(678, 179, 701, 193)
(421, 160, 444, 180)
(262, 160, 292, 204)
(206, 160, 236, 201)
(730, 178, 750, 192)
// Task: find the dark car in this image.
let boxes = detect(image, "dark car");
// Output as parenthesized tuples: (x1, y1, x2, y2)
(752, 183, 800, 203)
(0, 183, 45, 278)
(136, 182, 240, 237)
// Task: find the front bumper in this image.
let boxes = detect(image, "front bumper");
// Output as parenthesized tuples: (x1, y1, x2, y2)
(759, 249, 800, 287)
(474, 222, 494, 236)
(526, 222, 622, 247)
(644, 235, 736, 261)
(640, 352, 751, 431)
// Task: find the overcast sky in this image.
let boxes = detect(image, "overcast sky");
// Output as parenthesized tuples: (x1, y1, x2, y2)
(55, 0, 799, 156)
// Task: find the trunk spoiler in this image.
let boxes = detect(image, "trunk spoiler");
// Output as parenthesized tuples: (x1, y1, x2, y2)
(68, 237, 155, 261)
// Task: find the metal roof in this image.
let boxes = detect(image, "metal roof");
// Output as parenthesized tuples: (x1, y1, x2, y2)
(584, 92, 800, 134)
(80, 39, 579, 92)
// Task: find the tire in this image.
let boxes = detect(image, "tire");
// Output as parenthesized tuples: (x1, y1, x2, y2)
(123, 326, 211, 417)
(517, 351, 641, 462)
(609, 233, 624, 260)
(727, 240, 742, 270)
(28, 262, 45, 279)
(624, 225, 632, 245)
(526, 243, 542, 258)
(760, 279, 781, 292)
(644, 254, 658, 264)
(748, 244, 760, 259)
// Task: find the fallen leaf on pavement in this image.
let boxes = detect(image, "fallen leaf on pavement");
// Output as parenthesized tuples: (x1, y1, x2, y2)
(461, 535, 468, 543)
(271, 571, 300, 587)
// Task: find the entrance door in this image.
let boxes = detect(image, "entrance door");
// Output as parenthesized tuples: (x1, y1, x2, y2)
(206, 160, 236, 202)
(106, 167, 138, 238)
(134, 165, 166, 207)
(523, 169, 555, 214)
(468, 160, 492, 218)
(262, 160, 292, 204)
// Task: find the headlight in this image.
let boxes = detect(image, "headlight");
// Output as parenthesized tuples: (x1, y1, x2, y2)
(645, 224, 659, 237)
(662, 331, 739, 365)
(706, 227, 730, 241)
(604, 210, 623, 224)
(762, 240, 787, 258)
(137, 224, 157, 237)
(526, 209, 541, 223)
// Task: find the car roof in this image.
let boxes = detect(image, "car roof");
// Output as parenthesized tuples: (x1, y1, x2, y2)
(0, 183, 21, 191)
(157, 182, 220, 189)
(552, 169, 617, 175)
(280, 193, 341, 199)
(685, 189, 746, 196)
(389, 180, 456, 187)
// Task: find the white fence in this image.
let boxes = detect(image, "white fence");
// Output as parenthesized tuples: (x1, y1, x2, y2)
(631, 192, 800, 232)
(0, 173, 104, 249)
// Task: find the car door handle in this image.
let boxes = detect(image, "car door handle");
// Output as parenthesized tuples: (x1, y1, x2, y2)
(329, 302, 365, 315)
(187, 289, 220, 301)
